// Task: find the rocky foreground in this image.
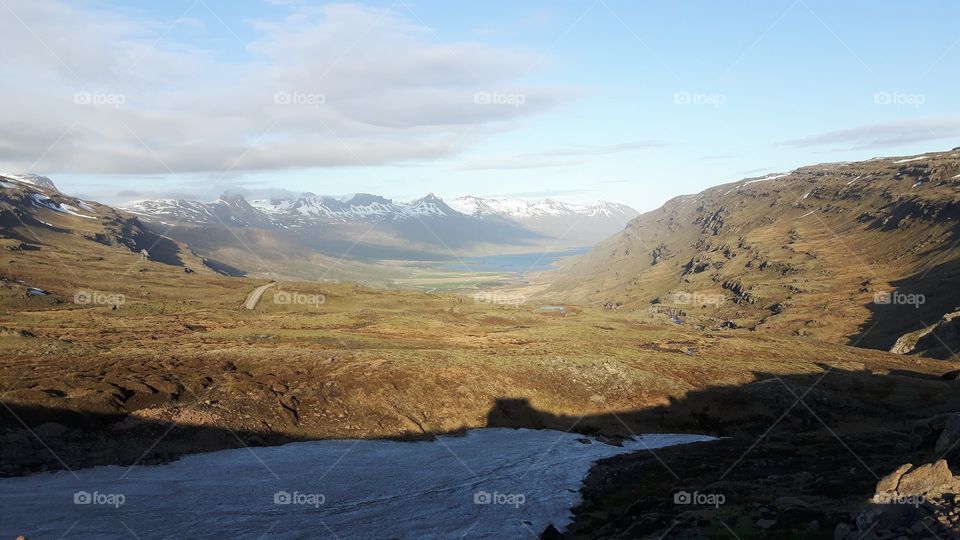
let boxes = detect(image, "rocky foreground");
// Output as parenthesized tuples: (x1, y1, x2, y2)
(561, 378, 960, 539)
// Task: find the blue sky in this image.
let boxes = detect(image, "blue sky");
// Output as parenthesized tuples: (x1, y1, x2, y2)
(2, 0, 958, 211)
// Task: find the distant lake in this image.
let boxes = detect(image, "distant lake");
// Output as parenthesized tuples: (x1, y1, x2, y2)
(446, 247, 590, 274)
(0, 428, 714, 539)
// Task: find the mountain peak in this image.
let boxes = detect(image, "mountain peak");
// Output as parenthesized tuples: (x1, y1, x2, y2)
(217, 192, 253, 208)
(344, 193, 393, 206)
(1, 173, 58, 192)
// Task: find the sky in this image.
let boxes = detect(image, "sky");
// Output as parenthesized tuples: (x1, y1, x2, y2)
(1, 0, 958, 211)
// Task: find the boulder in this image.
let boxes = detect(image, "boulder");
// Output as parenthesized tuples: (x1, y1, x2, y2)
(755, 518, 777, 530)
(896, 460, 954, 497)
(875, 464, 913, 498)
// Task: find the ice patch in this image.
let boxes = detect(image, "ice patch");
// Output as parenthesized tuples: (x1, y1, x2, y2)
(893, 156, 926, 164)
(799, 210, 817, 218)
(0, 428, 715, 539)
(31, 194, 94, 219)
(60, 203, 96, 219)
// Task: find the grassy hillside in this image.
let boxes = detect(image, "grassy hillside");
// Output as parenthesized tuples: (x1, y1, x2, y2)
(544, 151, 960, 353)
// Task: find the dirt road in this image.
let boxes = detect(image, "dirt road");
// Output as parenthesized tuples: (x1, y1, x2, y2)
(243, 282, 276, 310)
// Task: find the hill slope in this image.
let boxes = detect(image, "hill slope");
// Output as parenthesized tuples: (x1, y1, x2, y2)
(545, 151, 960, 353)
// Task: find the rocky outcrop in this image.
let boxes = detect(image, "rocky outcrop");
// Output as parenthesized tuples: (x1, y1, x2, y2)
(890, 309, 960, 357)
(835, 460, 960, 539)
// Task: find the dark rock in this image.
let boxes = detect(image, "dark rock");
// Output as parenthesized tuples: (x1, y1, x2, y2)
(32, 422, 69, 439)
(936, 415, 960, 455)
(540, 524, 562, 539)
(942, 370, 960, 381)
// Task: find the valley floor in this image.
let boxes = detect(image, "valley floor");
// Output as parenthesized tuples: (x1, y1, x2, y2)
(1, 245, 959, 538)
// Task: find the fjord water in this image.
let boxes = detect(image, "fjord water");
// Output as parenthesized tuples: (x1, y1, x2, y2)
(0, 428, 714, 539)
(448, 247, 590, 273)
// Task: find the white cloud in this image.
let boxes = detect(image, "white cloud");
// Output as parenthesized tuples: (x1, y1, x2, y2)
(0, 1, 571, 175)
(782, 117, 960, 150)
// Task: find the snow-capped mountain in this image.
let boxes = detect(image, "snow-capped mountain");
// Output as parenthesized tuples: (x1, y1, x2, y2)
(449, 196, 637, 220)
(120, 191, 638, 259)
(247, 193, 455, 223)
(0, 173, 58, 192)
(125, 193, 276, 228)
(125, 192, 637, 228)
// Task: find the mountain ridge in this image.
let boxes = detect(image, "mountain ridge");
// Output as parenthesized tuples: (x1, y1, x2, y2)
(543, 149, 960, 354)
(122, 191, 637, 226)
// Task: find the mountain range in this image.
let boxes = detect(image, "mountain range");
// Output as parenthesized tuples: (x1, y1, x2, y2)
(0, 173, 638, 281)
(119, 191, 637, 269)
(123, 192, 636, 236)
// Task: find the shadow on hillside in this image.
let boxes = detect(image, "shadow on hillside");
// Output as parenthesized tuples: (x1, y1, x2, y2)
(200, 256, 247, 277)
(853, 256, 960, 357)
(4, 365, 960, 537)
(3, 364, 960, 477)
(139, 233, 185, 267)
(0, 210, 73, 240)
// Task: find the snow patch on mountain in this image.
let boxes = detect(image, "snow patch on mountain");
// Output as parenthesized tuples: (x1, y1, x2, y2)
(449, 196, 635, 219)
(0, 173, 58, 191)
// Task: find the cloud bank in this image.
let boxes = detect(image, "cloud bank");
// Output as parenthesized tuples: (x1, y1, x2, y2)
(0, 1, 569, 175)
